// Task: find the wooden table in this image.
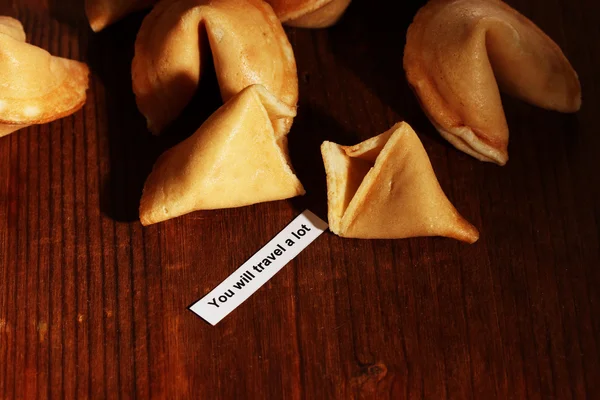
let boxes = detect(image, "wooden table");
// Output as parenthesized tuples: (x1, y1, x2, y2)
(1, 0, 599, 398)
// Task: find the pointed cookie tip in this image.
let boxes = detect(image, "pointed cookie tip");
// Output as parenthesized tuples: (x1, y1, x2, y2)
(455, 222, 480, 244)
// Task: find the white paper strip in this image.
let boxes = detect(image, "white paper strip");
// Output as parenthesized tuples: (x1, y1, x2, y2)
(189, 210, 328, 325)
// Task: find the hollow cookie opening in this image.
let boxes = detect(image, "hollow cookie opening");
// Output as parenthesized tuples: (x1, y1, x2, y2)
(321, 122, 479, 243)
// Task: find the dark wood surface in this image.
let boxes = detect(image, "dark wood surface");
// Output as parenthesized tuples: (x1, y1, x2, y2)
(1, 0, 599, 398)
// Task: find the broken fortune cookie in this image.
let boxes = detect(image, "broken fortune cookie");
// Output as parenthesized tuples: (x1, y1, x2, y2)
(0, 16, 89, 137)
(321, 122, 479, 243)
(132, 0, 298, 136)
(404, 0, 581, 165)
(139, 85, 305, 226)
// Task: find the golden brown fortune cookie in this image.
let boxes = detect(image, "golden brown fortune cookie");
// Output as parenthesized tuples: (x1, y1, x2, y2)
(404, 0, 581, 165)
(0, 16, 89, 137)
(132, 0, 298, 136)
(85, 0, 157, 32)
(321, 122, 479, 243)
(139, 85, 305, 225)
(265, 0, 351, 28)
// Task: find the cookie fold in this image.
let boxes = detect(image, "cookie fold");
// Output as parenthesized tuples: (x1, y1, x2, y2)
(132, 0, 298, 136)
(266, 0, 351, 28)
(140, 85, 305, 225)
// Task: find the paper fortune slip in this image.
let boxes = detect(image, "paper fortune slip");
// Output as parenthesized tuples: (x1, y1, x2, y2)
(189, 210, 328, 325)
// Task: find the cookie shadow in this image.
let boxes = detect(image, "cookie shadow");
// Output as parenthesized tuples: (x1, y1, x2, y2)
(287, 103, 361, 221)
(328, 0, 445, 144)
(87, 12, 221, 222)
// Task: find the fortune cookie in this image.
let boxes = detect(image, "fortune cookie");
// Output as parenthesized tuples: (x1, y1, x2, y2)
(404, 0, 581, 165)
(139, 85, 305, 225)
(266, 0, 351, 28)
(132, 0, 298, 136)
(0, 17, 89, 137)
(321, 122, 479, 243)
(85, 0, 157, 32)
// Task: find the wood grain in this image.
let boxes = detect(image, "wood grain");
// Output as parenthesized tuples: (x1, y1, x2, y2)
(1, 0, 599, 398)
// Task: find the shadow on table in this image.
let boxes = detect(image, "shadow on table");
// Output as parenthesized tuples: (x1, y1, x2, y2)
(0, 1, 17, 17)
(48, 0, 86, 27)
(287, 104, 361, 221)
(328, 0, 443, 143)
(86, 12, 221, 222)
